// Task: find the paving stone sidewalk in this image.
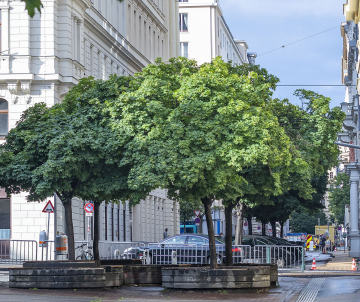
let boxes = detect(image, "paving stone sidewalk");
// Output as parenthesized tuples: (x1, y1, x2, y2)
(321, 250, 355, 271)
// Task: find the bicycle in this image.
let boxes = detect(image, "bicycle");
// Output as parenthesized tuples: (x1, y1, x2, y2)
(76, 243, 93, 260)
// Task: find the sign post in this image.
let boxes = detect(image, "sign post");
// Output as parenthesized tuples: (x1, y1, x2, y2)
(84, 202, 94, 249)
(42, 200, 54, 260)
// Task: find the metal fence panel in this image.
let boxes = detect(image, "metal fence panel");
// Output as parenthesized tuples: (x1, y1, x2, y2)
(99, 241, 149, 260)
(0, 240, 37, 264)
(253, 245, 304, 269)
(144, 244, 252, 265)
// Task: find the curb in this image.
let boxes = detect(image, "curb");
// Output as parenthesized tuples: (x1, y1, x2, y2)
(279, 270, 360, 277)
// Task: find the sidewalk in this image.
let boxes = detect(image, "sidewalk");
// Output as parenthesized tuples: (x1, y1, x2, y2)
(280, 249, 360, 277)
(321, 250, 354, 271)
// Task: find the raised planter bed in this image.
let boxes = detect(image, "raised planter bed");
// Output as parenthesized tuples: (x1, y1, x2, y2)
(228, 263, 278, 286)
(9, 267, 106, 289)
(162, 266, 271, 289)
(10, 261, 123, 289)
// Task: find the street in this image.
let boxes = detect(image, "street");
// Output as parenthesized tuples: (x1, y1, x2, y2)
(2, 270, 360, 302)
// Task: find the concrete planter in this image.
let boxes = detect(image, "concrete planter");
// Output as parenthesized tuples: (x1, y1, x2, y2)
(10, 261, 123, 289)
(228, 263, 278, 286)
(10, 267, 107, 289)
(123, 265, 162, 285)
(162, 266, 271, 289)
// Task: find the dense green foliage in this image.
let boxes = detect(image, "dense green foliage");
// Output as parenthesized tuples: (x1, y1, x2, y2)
(0, 76, 151, 260)
(289, 208, 328, 235)
(106, 57, 295, 267)
(249, 92, 345, 229)
(328, 172, 350, 224)
(0, 55, 345, 264)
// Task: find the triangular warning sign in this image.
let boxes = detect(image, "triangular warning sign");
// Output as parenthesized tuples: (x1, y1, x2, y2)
(42, 200, 54, 213)
(194, 210, 201, 217)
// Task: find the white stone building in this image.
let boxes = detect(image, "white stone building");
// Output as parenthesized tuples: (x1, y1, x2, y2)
(0, 0, 180, 259)
(178, 0, 250, 65)
(338, 0, 360, 257)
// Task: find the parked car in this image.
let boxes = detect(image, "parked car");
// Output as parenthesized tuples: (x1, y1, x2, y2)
(121, 246, 145, 260)
(121, 242, 150, 260)
(144, 234, 242, 265)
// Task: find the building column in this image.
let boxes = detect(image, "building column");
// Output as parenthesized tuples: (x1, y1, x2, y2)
(348, 163, 360, 257)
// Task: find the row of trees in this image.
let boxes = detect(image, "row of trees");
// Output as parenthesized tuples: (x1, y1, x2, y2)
(0, 58, 344, 268)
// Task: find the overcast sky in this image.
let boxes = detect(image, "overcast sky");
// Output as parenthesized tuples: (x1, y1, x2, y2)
(220, 0, 346, 108)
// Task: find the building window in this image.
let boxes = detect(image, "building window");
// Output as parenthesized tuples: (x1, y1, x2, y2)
(329, 172, 334, 179)
(180, 42, 188, 58)
(179, 0, 188, 2)
(0, 99, 8, 138)
(179, 13, 188, 32)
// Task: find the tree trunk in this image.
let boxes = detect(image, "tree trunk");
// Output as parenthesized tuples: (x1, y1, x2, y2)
(271, 221, 276, 237)
(280, 221, 284, 238)
(247, 215, 253, 235)
(63, 199, 75, 260)
(198, 214, 204, 234)
(235, 203, 244, 245)
(225, 204, 235, 266)
(202, 197, 216, 268)
(261, 222, 266, 236)
(93, 202, 101, 265)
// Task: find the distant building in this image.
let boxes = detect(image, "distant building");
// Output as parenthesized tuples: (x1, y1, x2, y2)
(179, 0, 250, 65)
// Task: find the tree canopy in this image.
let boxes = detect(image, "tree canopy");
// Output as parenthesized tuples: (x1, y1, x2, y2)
(248, 93, 345, 226)
(0, 75, 151, 260)
(106, 57, 298, 267)
(289, 208, 328, 235)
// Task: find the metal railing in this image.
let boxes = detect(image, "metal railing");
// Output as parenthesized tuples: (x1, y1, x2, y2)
(0, 240, 37, 264)
(253, 245, 304, 269)
(142, 244, 304, 269)
(99, 241, 149, 260)
(39, 240, 55, 261)
(0, 239, 304, 270)
(143, 244, 251, 265)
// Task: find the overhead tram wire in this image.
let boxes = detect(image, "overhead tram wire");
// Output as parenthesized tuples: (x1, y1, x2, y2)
(258, 26, 339, 57)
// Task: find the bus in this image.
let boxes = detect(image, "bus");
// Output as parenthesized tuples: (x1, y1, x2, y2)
(180, 221, 198, 234)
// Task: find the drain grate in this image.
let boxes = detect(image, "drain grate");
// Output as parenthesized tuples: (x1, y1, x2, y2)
(296, 278, 325, 302)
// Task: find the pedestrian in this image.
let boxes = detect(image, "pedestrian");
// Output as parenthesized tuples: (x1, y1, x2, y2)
(219, 232, 224, 241)
(321, 235, 326, 253)
(163, 228, 168, 239)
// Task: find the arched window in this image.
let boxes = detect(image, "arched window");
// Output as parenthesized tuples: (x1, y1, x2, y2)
(0, 99, 8, 138)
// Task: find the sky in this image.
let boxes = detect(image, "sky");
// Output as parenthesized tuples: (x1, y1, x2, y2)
(220, 0, 347, 108)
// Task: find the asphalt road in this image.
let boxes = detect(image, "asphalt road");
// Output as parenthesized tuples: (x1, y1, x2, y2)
(2, 272, 360, 302)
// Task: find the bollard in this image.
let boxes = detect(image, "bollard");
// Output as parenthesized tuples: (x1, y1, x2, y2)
(266, 247, 271, 264)
(172, 251, 177, 265)
(143, 250, 148, 265)
(301, 247, 305, 272)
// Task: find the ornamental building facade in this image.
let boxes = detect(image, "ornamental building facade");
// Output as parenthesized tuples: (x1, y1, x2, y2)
(0, 0, 180, 259)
